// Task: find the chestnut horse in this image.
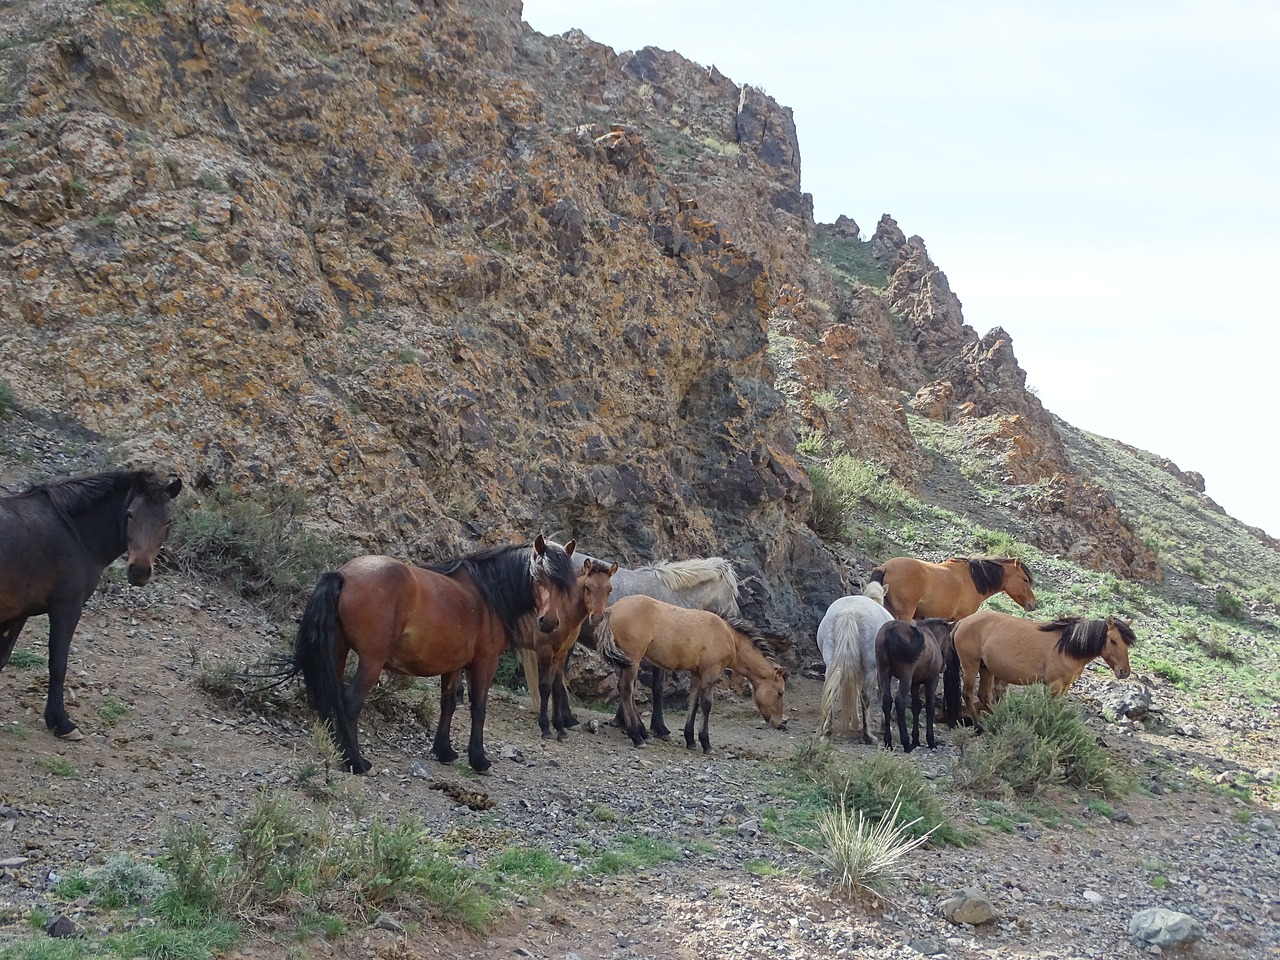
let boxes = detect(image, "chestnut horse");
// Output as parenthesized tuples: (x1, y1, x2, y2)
(876, 618, 952, 752)
(598, 595, 787, 753)
(291, 536, 577, 773)
(867, 555, 1036, 622)
(0, 469, 182, 739)
(950, 609, 1136, 725)
(816, 595, 892, 744)
(515, 557, 617, 741)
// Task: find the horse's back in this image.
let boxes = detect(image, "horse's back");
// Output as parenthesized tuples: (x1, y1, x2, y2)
(609, 595, 731, 671)
(817, 596, 893, 670)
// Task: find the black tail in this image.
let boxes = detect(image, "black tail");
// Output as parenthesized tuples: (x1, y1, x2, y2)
(294, 572, 361, 769)
(942, 630, 961, 727)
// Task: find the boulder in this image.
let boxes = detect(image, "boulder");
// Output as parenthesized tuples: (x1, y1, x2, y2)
(1128, 907, 1205, 948)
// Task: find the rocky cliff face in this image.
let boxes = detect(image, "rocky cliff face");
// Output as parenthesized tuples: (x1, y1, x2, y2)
(0, 0, 1155, 641)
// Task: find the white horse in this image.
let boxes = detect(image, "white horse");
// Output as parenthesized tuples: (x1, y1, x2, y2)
(817, 583, 891, 743)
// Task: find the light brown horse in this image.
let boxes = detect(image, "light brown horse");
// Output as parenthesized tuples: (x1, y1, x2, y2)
(514, 557, 617, 741)
(290, 536, 577, 773)
(867, 556, 1037, 622)
(598, 595, 787, 753)
(949, 609, 1136, 725)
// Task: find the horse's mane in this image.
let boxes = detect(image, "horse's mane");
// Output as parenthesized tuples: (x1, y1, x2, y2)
(19, 469, 164, 515)
(1040, 616, 1135, 659)
(426, 542, 577, 634)
(641, 557, 740, 594)
(722, 614, 782, 666)
(960, 556, 1032, 593)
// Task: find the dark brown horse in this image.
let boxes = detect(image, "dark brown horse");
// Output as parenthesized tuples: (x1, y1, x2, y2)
(0, 469, 183, 739)
(867, 555, 1037, 622)
(512, 557, 616, 741)
(876, 618, 952, 752)
(291, 536, 577, 773)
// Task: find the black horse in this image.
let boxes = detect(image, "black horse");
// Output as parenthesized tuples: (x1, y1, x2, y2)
(0, 469, 182, 739)
(875, 618, 953, 752)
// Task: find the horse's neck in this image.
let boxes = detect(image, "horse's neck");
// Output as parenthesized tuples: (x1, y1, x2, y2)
(730, 633, 774, 681)
(64, 492, 128, 564)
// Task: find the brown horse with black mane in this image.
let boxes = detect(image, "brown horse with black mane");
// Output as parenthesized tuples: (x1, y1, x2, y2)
(949, 609, 1136, 725)
(0, 469, 182, 739)
(867, 555, 1037, 622)
(290, 536, 577, 773)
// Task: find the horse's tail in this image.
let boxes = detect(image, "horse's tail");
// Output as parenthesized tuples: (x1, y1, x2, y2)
(819, 663, 858, 740)
(293, 572, 359, 766)
(942, 628, 962, 727)
(862, 580, 886, 606)
(819, 615, 866, 739)
(521, 648, 541, 709)
(598, 614, 633, 671)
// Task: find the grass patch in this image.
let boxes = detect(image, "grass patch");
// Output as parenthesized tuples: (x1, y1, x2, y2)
(166, 483, 348, 613)
(36, 757, 77, 778)
(954, 685, 1126, 798)
(812, 230, 892, 290)
(590, 834, 681, 874)
(803, 793, 935, 902)
(6, 649, 44, 669)
(0, 379, 14, 420)
(805, 455, 915, 541)
(486, 846, 570, 893)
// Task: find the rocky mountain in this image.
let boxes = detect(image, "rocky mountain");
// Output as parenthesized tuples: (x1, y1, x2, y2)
(0, 0, 1223, 643)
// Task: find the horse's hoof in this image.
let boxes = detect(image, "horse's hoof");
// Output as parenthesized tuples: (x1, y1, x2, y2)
(56, 727, 83, 742)
(540, 730, 555, 741)
(564, 715, 581, 728)
(556, 732, 569, 742)
(631, 740, 646, 749)
(433, 749, 459, 764)
(655, 733, 671, 742)
(470, 757, 492, 773)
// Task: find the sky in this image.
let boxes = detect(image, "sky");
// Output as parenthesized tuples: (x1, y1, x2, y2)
(522, 1, 1280, 538)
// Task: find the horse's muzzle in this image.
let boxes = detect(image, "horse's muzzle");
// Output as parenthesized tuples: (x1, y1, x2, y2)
(1114, 666, 1131, 680)
(126, 564, 153, 586)
(537, 615, 560, 633)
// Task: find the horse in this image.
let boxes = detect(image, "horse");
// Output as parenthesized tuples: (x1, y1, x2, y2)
(0, 469, 183, 739)
(290, 536, 577, 774)
(522, 557, 617, 741)
(521, 555, 743, 740)
(597, 595, 787, 753)
(866, 555, 1036, 622)
(876, 618, 952, 752)
(816, 595, 892, 744)
(949, 609, 1136, 726)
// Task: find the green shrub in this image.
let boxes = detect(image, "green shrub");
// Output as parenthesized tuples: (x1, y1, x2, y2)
(807, 793, 934, 902)
(956, 685, 1123, 798)
(806, 456, 913, 541)
(1215, 587, 1245, 620)
(167, 484, 347, 612)
(0, 379, 13, 420)
(829, 751, 965, 846)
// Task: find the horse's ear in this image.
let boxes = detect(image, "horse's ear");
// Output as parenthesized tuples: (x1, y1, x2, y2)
(165, 475, 183, 498)
(534, 533, 547, 555)
(608, 562, 619, 576)
(1105, 614, 1116, 627)
(774, 666, 787, 681)
(563, 538, 576, 556)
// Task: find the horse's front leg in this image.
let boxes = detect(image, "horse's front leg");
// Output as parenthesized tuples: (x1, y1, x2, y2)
(432, 671, 461, 764)
(0, 617, 29, 671)
(465, 657, 499, 773)
(923, 675, 939, 749)
(44, 602, 84, 740)
(550, 661, 573, 742)
(649, 667, 671, 740)
(537, 650, 556, 741)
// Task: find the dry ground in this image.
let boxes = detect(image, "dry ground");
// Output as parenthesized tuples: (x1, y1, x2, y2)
(1, 571, 1278, 960)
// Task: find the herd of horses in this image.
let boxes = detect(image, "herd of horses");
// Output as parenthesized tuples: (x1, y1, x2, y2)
(0, 468, 1137, 774)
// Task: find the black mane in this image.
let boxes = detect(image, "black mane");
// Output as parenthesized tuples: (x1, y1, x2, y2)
(723, 615, 782, 665)
(963, 556, 1033, 593)
(1040, 616, 1134, 660)
(426, 542, 576, 636)
(20, 469, 161, 516)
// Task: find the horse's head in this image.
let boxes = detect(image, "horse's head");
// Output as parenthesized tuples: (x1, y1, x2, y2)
(1002, 558, 1037, 612)
(125, 473, 182, 586)
(580, 559, 617, 627)
(531, 534, 576, 633)
(750, 665, 789, 730)
(1101, 615, 1136, 679)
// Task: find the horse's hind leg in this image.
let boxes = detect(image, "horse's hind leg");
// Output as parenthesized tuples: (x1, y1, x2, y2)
(908, 681, 924, 751)
(649, 667, 671, 740)
(879, 669, 894, 750)
(695, 680, 714, 754)
(0, 618, 28, 671)
(432, 671, 461, 764)
(682, 677, 700, 750)
(618, 664, 646, 747)
(895, 674, 913, 753)
(339, 656, 381, 774)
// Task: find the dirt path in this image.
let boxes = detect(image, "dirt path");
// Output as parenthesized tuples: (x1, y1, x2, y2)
(1, 573, 1278, 959)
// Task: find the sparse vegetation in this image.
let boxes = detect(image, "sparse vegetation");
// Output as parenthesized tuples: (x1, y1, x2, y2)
(0, 379, 14, 420)
(804, 793, 936, 901)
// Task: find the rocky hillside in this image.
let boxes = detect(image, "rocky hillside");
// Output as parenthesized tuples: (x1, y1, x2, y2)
(0, 0, 1249, 644)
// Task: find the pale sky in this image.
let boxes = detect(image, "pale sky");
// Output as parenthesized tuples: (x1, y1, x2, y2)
(522, 1, 1280, 539)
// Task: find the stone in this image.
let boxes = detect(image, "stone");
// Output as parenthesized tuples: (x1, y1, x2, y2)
(736, 818, 760, 839)
(939, 889, 999, 925)
(1128, 907, 1205, 948)
(1100, 682, 1152, 721)
(45, 915, 81, 939)
(372, 913, 404, 933)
